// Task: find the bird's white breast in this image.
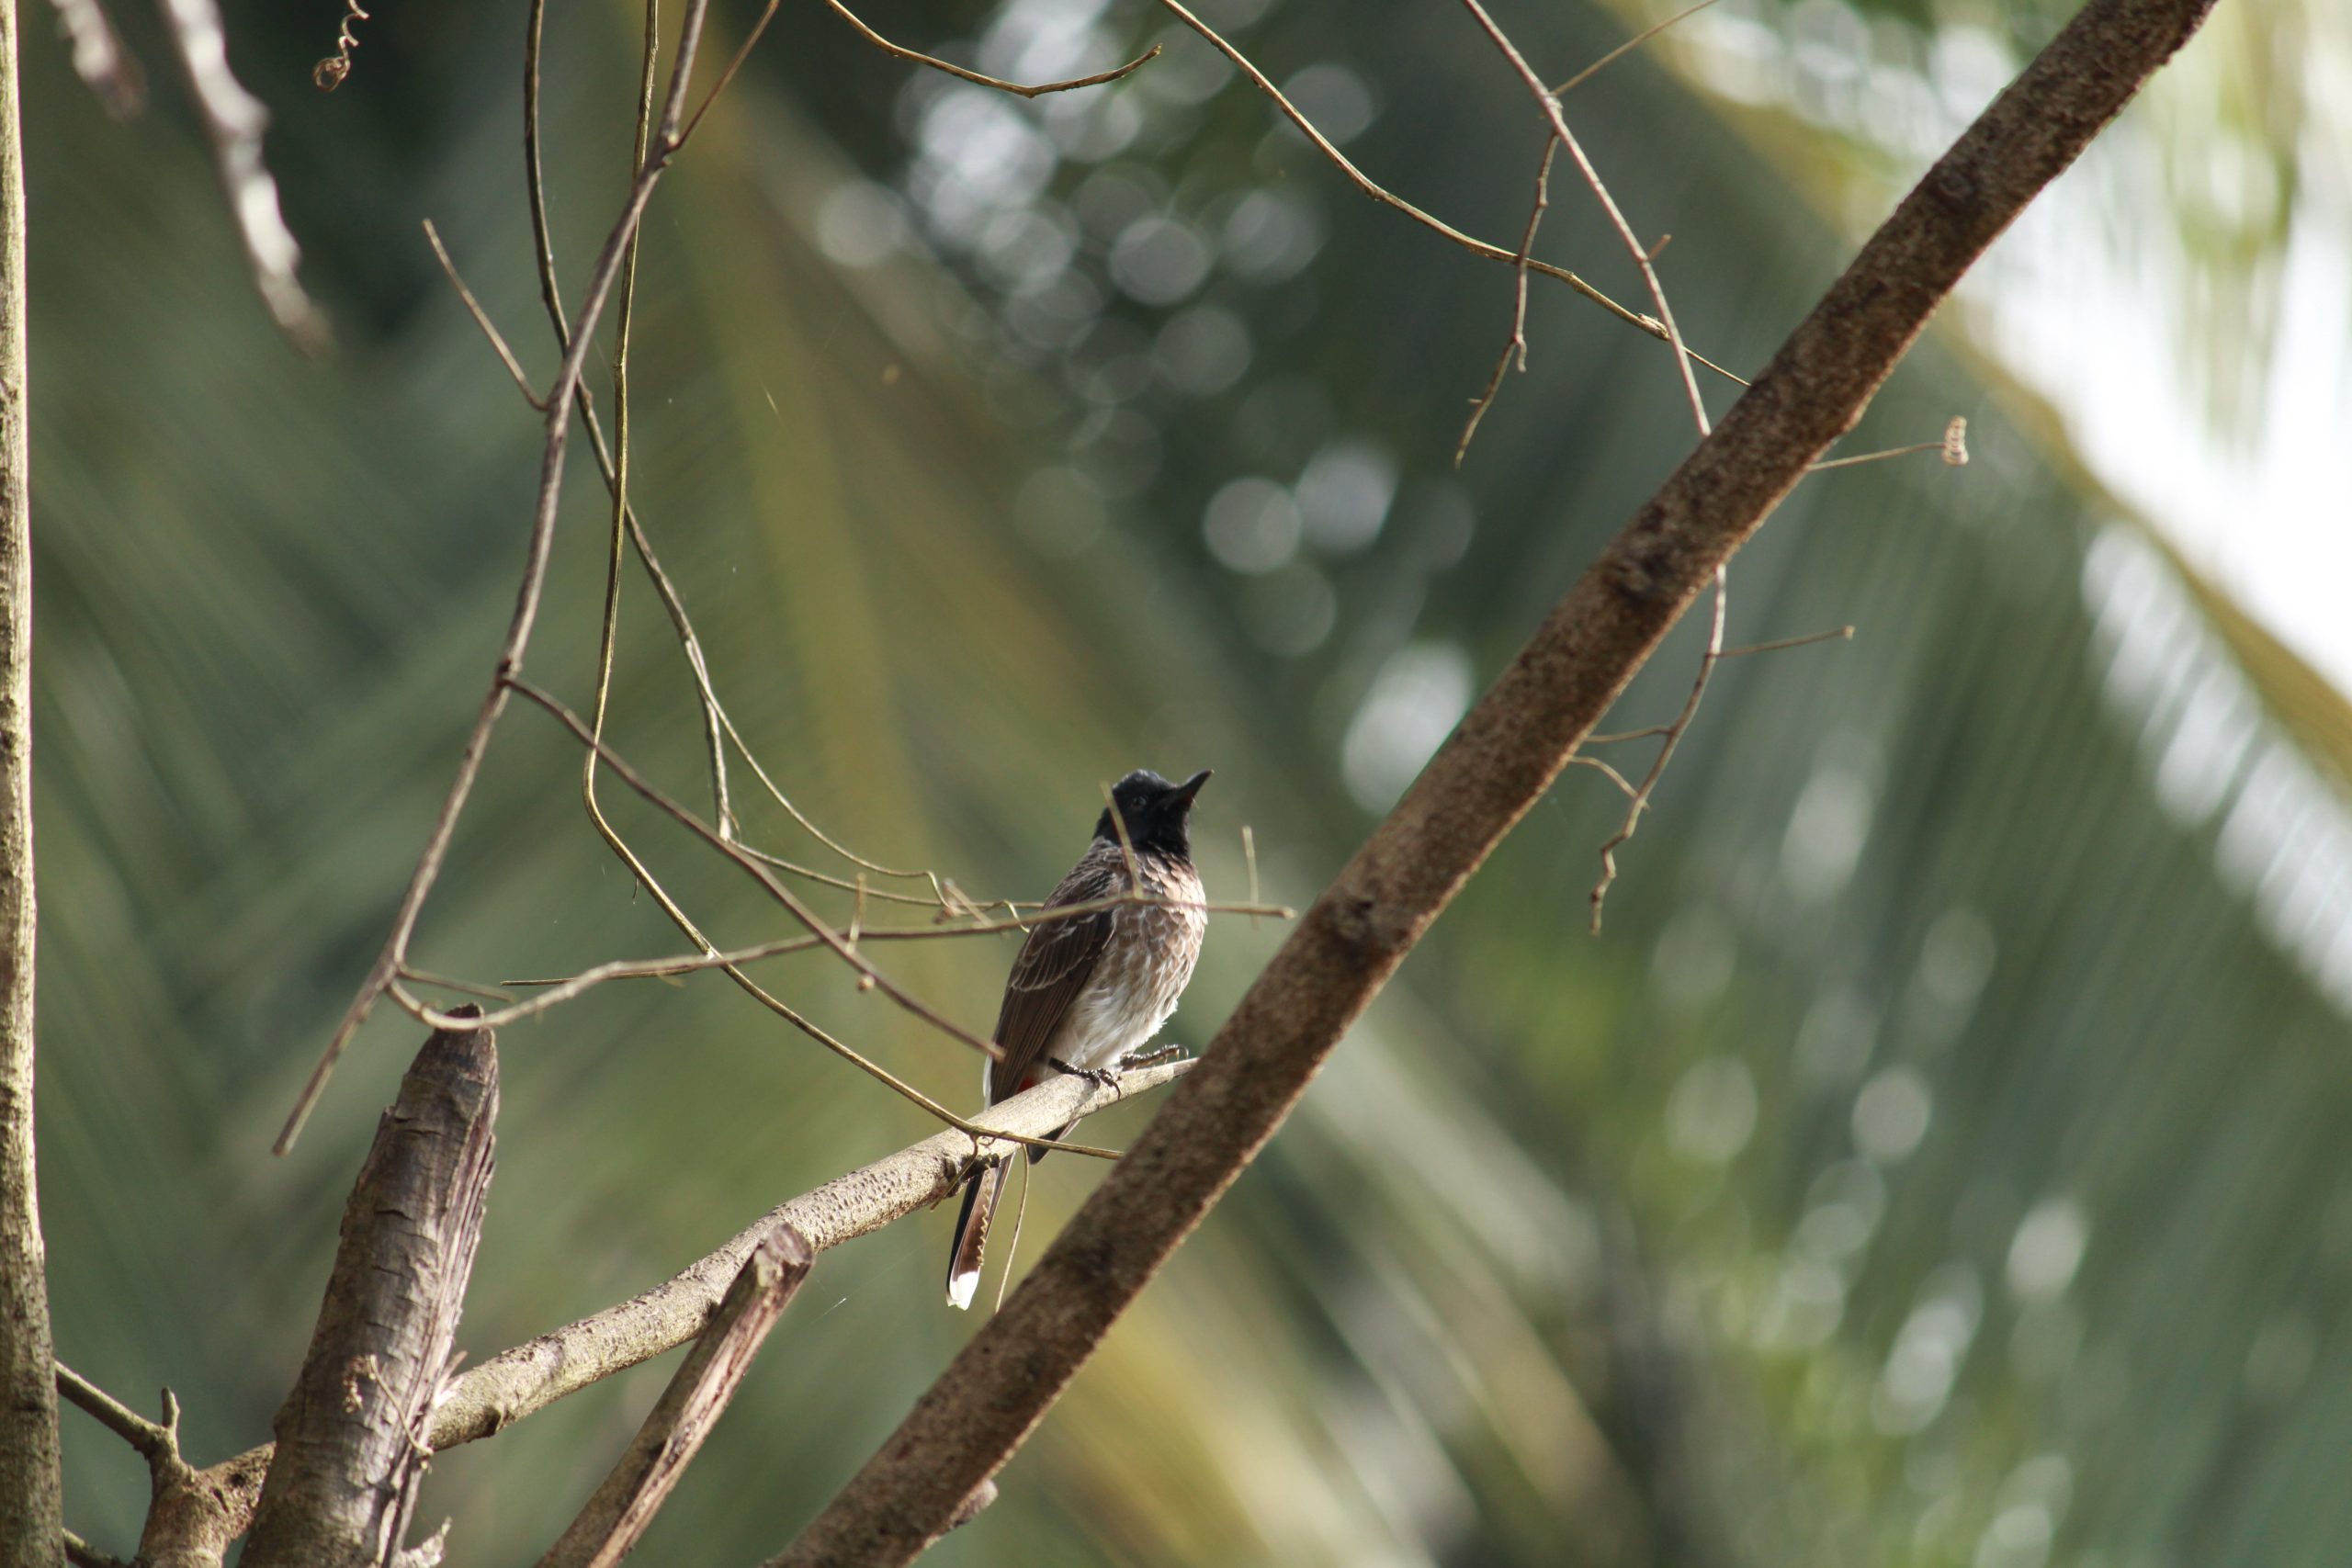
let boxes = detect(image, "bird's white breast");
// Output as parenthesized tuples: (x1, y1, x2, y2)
(1048, 860, 1205, 1071)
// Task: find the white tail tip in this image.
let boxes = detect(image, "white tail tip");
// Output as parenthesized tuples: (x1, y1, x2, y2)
(946, 1269, 978, 1311)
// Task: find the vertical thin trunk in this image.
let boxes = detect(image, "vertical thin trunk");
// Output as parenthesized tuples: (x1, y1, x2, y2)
(0, 3, 60, 1564)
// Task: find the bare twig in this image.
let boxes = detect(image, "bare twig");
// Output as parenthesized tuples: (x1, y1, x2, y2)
(823, 0, 1161, 98)
(670, 0, 1155, 152)
(495, 679, 1160, 1158)
(422, 221, 542, 409)
(514, 0, 1157, 917)
(154, 0, 325, 345)
(572, 0, 673, 1065)
(276, 0, 716, 1154)
(1153, 0, 1745, 385)
(529, 0, 1044, 1122)
(396, 965, 515, 1003)
(50, 0, 144, 116)
(311, 0, 369, 91)
(1456, 0, 1710, 438)
(244, 1014, 498, 1568)
(1808, 416, 1971, 470)
(389, 884, 1286, 1032)
(1566, 754, 1640, 800)
(54, 1365, 176, 1462)
(63, 1528, 130, 1568)
(1102, 779, 1143, 891)
(1553, 0, 1724, 95)
(675, 0, 793, 151)
(990, 1163, 1031, 1313)
(1460, 0, 1732, 461)
(1719, 625, 1854, 659)
(1454, 0, 1744, 915)
(1587, 567, 1725, 931)
(536, 1227, 813, 1568)
(54, 1363, 254, 1568)
(767, 0, 2218, 1552)
(516, 678, 1011, 1061)
(521, 0, 739, 846)
(521, 6, 989, 886)
(1455, 136, 1555, 466)
(1243, 825, 1261, 924)
(524, 0, 563, 348)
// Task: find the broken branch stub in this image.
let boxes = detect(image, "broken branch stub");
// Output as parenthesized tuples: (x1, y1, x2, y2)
(243, 1010, 499, 1568)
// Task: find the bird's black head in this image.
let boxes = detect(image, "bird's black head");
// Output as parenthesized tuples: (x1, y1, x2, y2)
(1094, 769, 1211, 860)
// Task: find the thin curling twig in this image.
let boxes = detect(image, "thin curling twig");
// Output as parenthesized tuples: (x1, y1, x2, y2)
(523, 1, 962, 884)
(276, 0, 717, 1155)
(311, 0, 369, 90)
(541, 0, 1016, 1194)
(572, 0, 673, 1081)
(823, 0, 1161, 98)
(523, 0, 741, 845)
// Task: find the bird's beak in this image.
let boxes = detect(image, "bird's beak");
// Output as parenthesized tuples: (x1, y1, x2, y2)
(1173, 769, 1212, 805)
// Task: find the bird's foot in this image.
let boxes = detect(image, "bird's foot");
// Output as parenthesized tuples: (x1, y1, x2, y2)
(1045, 1055, 1120, 1089)
(1115, 1043, 1188, 1072)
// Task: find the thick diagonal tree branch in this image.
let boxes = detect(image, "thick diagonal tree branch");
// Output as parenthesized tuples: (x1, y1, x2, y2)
(770, 0, 2219, 1559)
(0, 0, 60, 1559)
(243, 1014, 499, 1568)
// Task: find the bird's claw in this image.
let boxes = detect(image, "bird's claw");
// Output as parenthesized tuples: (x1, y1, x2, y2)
(1046, 1055, 1120, 1089)
(1115, 1043, 1187, 1072)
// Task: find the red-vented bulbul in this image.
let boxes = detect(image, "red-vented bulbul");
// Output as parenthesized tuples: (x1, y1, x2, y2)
(944, 768, 1211, 1309)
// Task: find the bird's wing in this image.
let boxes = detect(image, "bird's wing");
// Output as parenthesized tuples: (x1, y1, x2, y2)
(989, 854, 1122, 1101)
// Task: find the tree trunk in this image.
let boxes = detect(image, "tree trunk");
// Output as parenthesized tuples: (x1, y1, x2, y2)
(0, 1, 61, 1562)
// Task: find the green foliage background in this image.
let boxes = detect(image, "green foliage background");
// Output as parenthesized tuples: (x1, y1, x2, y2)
(28, 0, 2352, 1563)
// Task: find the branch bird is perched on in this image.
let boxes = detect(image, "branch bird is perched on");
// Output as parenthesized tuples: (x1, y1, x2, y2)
(944, 769, 1212, 1309)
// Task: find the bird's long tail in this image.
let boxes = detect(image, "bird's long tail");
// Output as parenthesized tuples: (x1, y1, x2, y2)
(944, 1161, 1007, 1310)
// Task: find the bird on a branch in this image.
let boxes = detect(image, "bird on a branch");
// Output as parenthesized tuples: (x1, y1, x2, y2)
(944, 769, 1212, 1309)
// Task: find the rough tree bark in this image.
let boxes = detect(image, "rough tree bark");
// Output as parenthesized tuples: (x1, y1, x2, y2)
(0, 0, 61, 1561)
(243, 1014, 500, 1568)
(772, 0, 2221, 1559)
